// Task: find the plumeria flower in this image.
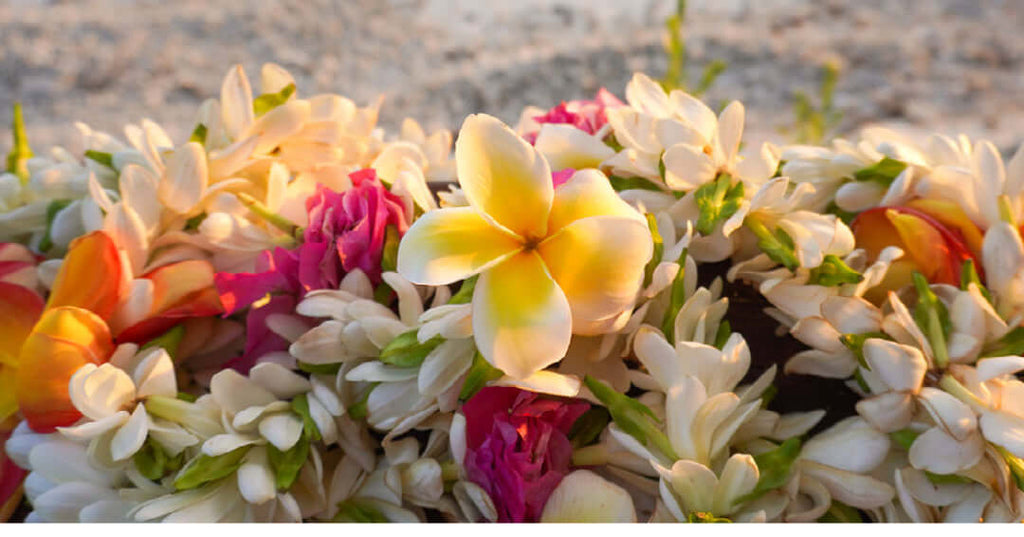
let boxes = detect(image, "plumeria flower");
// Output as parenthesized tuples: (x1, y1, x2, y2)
(397, 113, 652, 381)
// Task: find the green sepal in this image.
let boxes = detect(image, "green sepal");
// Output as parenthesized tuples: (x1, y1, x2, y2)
(6, 102, 33, 183)
(568, 407, 611, 449)
(379, 329, 444, 368)
(291, 393, 321, 443)
(253, 83, 296, 117)
(584, 376, 677, 461)
(807, 254, 864, 287)
(960, 258, 994, 305)
(174, 446, 250, 491)
(372, 282, 393, 306)
(347, 384, 376, 420)
(995, 445, 1024, 493)
(713, 320, 732, 350)
(608, 175, 664, 193)
(745, 216, 799, 271)
(825, 201, 857, 226)
(176, 391, 197, 403)
(840, 332, 890, 369)
(297, 361, 342, 375)
(380, 224, 401, 273)
(925, 471, 972, 485)
(889, 429, 920, 450)
(853, 157, 907, 187)
(818, 501, 863, 523)
(911, 272, 952, 368)
(687, 512, 732, 523)
(333, 498, 389, 523)
(140, 324, 186, 360)
(459, 351, 503, 401)
(189, 123, 208, 144)
(736, 437, 802, 504)
(982, 326, 1024, 358)
(448, 275, 478, 305)
(268, 434, 310, 491)
(184, 212, 207, 231)
(38, 199, 73, 252)
(694, 173, 744, 236)
(660, 248, 689, 343)
(758, 384, 778, 409)
(84, 149, 116, 170)
(134, 438, 184, 481)
(642, 213, 664, 288)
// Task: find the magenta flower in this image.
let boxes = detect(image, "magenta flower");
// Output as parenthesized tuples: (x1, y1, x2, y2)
(523, 88, 624, 143)
(462, 387, 589, 522)
(214, 168, 408, 371)
(302, 168, 409, 287)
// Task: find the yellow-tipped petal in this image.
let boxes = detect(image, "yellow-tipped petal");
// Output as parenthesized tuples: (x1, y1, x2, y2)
(539, 216, 652, 334)
(534, 124, 615, 173)
(456, 114, 553, 240)
(397, 207, 523, 286)
(472, 251, 571, 379)
(547, 169, 645, 235)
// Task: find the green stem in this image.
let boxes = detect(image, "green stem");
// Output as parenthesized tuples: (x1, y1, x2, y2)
(236, 192, 299, 237)
(938, 375, 987, 414)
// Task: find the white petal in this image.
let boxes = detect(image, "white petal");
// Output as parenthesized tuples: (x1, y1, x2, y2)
(249, 362, 312, 399)
(798, 460, 895, 509)
(258, 413, 304, 452)
(110, 404, 149, 461)
(662, 143, 716, 191)
(202, 433, 260, 457)
(69, 364, 136, 422)
(418, 338, 475, 397)
(908, 427, 984, 474)
(659, 459, 716, 514)
(540, 469, 636, 522)
(492, 370, 581, 397)
(535, 124, 615, 171)
(160, 142, 208, 214)
(220, 65, 255, 139)
(132, 348, 177, 399)
(712, 453, 759, 514)
(237, 446, 276, 505)
(209, 369, 279, 414)
(862, 339, 927, 392)
(800, 417, 890, 473)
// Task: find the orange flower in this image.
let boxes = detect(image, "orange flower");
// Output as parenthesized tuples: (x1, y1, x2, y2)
(15, 231, 223, 432)
(852, 199, 983, 300)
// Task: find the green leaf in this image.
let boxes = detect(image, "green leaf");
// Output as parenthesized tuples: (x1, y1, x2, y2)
(642, 213, 664, 288)
(745, 216, 799, 271)
(268, 434, 310, 491)
(737, 438, 802, 504)
(889, 429, 920, 451)
(693, 174, 744, 235)
(912, 272, 952, 368)
(459, 351, 503, 400)
(253, 83, 296, 117)
(448, 275, 478, 305)
(960, 258, 994, 305)
(695, 60, 727, 96)
(380, 224, 401, 273)
(134, 438, 185, 481)
(818, 501, 863, 523)
(608, 175, 664, 193)
(291, 394, 321, 442)
(174, 446, 250, 490)
(687, 512, 731, 523)
(807, 254, 864, 287)
(6, 102, 33, 183)
(983, 326, 1024, 358)
(379, 329, 444, 368)
(840, 332, 890, 369)
(140, 325, 186, 360)
(297, 361, 342, 375)
(853, 157, 907, 187)
(189, 123, 208, 144)
(84, 149, 116, 170)
(568, 407, 611, 449)
(584, 376, 677, 461)
(660, 248, 689, 343)
(38, 199, 73, 252)
(333, 498, 389, 523)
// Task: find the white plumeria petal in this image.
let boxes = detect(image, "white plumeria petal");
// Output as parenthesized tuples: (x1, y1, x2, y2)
(535, 123, 615, 171)
(110, 404, 149, 461)
(492, 370, 581, 397)
(69, 363, 136, 422)
(258, 413, 304, 452)
(540, 469, 636, 522)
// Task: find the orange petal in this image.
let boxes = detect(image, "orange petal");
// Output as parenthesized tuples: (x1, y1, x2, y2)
(116, 260, 224, 343)
(905, 198, 984, 260)
(0, 283, 44, 424)
(46, 231, 126, 320)
(16, 307, 113, 432)
(887, 210, 957, 284)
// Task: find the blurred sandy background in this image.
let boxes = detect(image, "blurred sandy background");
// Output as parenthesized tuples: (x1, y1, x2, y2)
(1, 0, 1022, 153)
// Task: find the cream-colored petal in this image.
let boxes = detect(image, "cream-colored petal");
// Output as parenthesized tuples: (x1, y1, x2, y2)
(160, 142, 209, 215)
(492, 370, 581, 397)
(237, 446, 276, 505)
(546, 168, 645, 234)
(455, 114, 553, 239)
(980, 411, 1024, 458)
(539, 215, 651, 332)
(397, 206, 522, 286)
(249, 362, 312, 399)
(110, 404, 149, 461)
(70, 364, 137, 422)
(220, 65, 255, 140)
(662, 143, 716, 191)
(534, 124, 615, 172)
(715, 101, 744, 163)
(540, 469, 636, 522)
(800, 416, 889, 473)
(209, 369, 278, 414)
(132, 348, 177, 399)
(418, 338, 475, 397)
(712, 453, 759, 515)
(472, 251, 571, 379)
(908, 427, 984, 474)
(259, 413, 304, 452)
(662, 459, 717, 514)
(863, 339, 927, 392)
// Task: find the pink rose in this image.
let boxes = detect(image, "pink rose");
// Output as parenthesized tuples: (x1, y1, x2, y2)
(462, 387, 589, 522)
